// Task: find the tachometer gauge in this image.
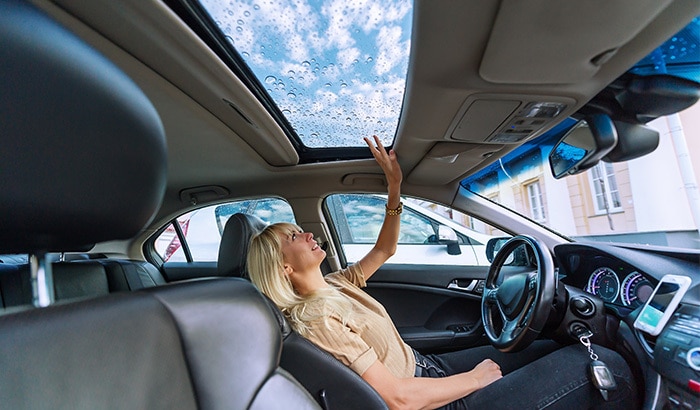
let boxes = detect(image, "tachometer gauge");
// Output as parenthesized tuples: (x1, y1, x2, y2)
(586, 267, 620, 303)
(621, 272, 653, 308)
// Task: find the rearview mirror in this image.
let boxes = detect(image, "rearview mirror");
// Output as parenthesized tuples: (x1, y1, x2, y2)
(548, 114, 618, 179)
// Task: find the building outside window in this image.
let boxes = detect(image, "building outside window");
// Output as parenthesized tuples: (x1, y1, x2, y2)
(590, 162, 622, 214)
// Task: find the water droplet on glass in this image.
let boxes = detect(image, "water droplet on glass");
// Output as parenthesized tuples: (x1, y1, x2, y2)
(287, 92, 297, 99)
(301, 60, 311, 68)
(244, 10, 250, 17)
(366, 57, 373, 63)
(324, 82, 332, 87)
(264, 76, 277, 84)
(237, 19, 244, 25)
(253, 4, 260, 10)
(282, 109, 291, 115)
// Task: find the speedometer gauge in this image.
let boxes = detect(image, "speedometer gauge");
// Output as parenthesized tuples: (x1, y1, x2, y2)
(586, 267, 620, 303)
(621, 272, 653, 308)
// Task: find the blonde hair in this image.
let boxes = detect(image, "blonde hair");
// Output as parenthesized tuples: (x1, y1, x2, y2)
(247, 222, 354, 337)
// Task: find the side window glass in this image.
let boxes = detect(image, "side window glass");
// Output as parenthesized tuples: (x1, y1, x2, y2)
(153, 198, 295, 262)
(325, 194, 503, 266)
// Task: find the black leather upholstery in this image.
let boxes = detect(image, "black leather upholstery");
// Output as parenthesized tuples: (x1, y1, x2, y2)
(218, 213, 268, 278)
(0, 2, 321, 408)
(219, 213, 389, 409)
(0, 278, 320, 410)
(0, 0, 167, 253)
(0, 259, 167, 309)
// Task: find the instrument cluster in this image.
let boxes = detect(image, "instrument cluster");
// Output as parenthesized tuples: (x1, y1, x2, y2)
(584, 265, 654, 308)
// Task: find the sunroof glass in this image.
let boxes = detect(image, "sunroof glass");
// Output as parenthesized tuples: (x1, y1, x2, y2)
(198, 0, 413, 148)
(629, 16, 700, 83)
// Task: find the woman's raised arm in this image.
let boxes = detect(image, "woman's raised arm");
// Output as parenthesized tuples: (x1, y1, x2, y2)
(358, 135, 403, 280)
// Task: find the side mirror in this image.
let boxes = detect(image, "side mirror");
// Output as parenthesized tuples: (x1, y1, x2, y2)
(427, 225, 462, 255)
(485, 237, 509, 263)
(548, 114, 618, 179)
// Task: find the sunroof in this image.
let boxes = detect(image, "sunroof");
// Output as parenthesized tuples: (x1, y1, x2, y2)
(629, 16, 700, 83)
(198, 0, 413, 149)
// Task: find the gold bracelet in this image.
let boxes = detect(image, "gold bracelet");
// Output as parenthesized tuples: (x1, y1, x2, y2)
(386, 202, 403, 216)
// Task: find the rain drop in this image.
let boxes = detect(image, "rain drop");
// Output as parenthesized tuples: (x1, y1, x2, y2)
(264, 76, 277, 84)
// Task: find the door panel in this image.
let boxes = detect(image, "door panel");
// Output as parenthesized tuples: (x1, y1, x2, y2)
(365, 264, 489, 353)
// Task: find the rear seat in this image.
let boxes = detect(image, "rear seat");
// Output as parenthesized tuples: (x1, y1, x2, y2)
(0, 257, 166, 310)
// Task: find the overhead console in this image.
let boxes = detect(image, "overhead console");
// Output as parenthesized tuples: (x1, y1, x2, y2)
(447, 94, 575, 145)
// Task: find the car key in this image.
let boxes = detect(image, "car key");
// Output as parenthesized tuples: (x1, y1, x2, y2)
(589, 360, 617, 400)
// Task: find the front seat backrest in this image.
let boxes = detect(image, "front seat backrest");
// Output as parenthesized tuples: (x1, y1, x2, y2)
(218, 213, 268, 278)
(0, 2, 319, 408)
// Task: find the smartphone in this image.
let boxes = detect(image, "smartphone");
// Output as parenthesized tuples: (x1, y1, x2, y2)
(633, 274, 692, 336)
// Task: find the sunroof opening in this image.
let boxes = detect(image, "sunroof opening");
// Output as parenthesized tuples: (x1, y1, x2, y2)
(198, 0, 413, 149)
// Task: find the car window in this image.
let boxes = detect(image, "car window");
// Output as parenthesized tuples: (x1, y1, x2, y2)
(325, 194, 503, 266)
(153, 198, 295, 262)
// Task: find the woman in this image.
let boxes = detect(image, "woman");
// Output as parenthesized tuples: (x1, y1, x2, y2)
(248, 136, 637, 409)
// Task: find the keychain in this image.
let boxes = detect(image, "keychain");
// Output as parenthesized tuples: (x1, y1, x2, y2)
(574, 327, 617, 400)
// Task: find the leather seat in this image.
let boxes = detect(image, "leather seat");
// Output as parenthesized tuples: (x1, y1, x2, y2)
(218, 213, 389, 409)
(218, 213, 268, 278)
(0, 2, 319, 408)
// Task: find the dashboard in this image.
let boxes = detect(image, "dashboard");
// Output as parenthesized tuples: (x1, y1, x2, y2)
(553, 242, 700, 408)
(554, 246, 659, 309)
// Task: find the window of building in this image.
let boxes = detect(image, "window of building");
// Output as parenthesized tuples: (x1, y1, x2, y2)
(590, 162, 622, 213)
(526, 181, 546, 222)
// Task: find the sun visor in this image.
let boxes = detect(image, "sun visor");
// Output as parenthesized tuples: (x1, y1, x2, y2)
(479, 0, 673, 84)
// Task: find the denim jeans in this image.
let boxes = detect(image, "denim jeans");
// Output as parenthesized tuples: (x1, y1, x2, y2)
(413, 341, 638, 409)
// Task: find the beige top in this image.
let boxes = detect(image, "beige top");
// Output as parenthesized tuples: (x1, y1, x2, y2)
(304, 264, 416, 378)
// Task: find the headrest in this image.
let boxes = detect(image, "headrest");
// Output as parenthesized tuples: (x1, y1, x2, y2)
(0, 1, 167, 253)
(218, 213, 268, 278)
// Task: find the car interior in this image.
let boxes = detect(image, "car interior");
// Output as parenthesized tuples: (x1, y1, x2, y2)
(2, 0, 700, 409)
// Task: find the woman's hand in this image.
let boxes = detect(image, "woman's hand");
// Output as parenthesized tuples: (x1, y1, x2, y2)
(364, 135, 402, 187)
(469, 359, 502, 390)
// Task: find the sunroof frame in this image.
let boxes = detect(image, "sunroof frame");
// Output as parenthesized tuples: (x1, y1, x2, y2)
(166, 0, 412, 163)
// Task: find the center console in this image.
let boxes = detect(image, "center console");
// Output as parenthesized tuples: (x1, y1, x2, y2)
(653, 305, 700, 409)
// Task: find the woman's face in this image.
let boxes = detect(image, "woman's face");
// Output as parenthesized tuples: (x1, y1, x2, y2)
(278, 229, 326, 274)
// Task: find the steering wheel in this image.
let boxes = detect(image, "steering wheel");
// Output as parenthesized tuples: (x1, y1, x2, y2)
(481, 235, 556, 352)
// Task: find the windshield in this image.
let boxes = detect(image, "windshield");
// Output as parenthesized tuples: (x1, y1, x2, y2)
(462, 18, 700, 250)
(198, 0, 412, 149)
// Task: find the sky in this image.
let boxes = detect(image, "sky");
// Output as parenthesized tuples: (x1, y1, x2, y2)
(200, 0, 413, 147)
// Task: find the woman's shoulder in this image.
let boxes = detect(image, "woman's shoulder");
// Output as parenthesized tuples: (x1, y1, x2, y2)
(325, 264, 366, 288)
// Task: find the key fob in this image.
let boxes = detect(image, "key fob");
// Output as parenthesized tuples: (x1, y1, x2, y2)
(589, 360, 617, 400)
